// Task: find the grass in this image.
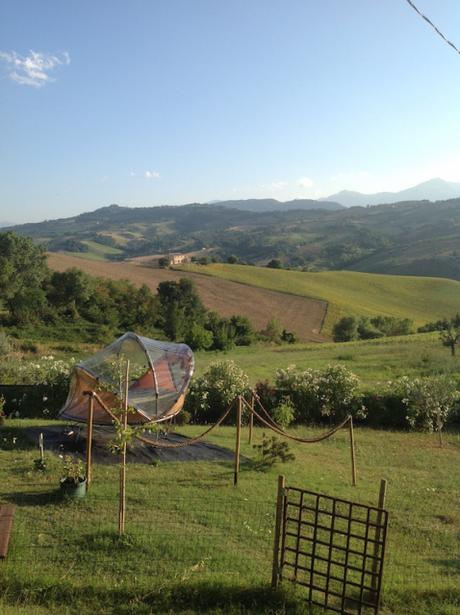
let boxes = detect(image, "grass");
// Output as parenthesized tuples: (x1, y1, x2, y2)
(65, 241, 123, 262)
(194, 332, 460, 389)
(179, 264, 460, 335)
(0, 419, 459, 614)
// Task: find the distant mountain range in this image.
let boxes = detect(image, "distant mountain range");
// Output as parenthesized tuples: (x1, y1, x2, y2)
(322, 178, 460, 208)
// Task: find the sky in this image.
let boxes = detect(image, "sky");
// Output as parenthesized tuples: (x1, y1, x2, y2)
(1, 0, 460, 223)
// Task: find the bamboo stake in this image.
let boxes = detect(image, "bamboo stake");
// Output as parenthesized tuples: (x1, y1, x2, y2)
(233, 396, 242, 486)
(38, 432, 44, 463)
(271, 474, 286, 588)
(248, 394, 254, 445)
(349, 415, 357, 486)
(372, 479, 387, 592)
(86, 394, 95, 489)
(119, 360, 130, 536)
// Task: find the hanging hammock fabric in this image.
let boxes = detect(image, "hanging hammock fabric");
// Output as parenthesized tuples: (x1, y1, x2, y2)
(58, 332, 194, 425)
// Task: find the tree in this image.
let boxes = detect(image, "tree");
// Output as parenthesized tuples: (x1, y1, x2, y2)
(229, 315, 254, 346)
(158, 257, 169, 269)
(267, 259, 282, 269)
(0, 232, 49, 324)
(333, 316, 359, 342)
(440, 321, 460, 356)
(157, 278, 206, 341)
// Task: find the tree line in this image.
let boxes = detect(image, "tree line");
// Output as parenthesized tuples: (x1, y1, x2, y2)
(0, 232, 281, 350)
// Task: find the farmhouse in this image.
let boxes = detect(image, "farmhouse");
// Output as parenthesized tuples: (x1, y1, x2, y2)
(168, 253, 189, 265)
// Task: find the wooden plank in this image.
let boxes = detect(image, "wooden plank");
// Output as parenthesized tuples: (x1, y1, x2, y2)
(0, 504, 16, 559)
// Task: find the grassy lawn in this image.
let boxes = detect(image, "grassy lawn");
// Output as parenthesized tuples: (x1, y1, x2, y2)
(1, 419, 459, 614)
(194, 332, 460, 389)
(179, 264, 460, 335)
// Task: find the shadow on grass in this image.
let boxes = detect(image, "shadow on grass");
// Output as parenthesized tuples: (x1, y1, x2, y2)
(0, 578, 311, 615)
(429, 558, 460, 574)
(0, 425, 37, 451)
(1, 490, 63, 507)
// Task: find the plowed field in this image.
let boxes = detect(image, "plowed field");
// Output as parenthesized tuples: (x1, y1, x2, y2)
(47, 253, 328, 342)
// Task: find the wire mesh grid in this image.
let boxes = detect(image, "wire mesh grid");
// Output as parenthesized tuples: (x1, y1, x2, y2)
(3, 490, 276, 589)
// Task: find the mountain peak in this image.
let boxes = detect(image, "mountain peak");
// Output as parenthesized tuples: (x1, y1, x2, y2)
(323, 178, 460, 208)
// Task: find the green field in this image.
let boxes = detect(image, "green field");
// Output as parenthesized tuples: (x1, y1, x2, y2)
(194, 332, 459, 389)
(180, 264, 460, 334)
(65, 240, 123, 262)
(0, 420, 459, 615)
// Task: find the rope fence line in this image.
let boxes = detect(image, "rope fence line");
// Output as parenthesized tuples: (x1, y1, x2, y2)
(246, 392, 352, 444)
(136, 400, 236, 449)
(82, 390, 357, 486)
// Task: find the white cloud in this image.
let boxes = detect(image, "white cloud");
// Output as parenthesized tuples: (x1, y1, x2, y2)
(0, 50, 70, 87)
(144, 170, 160, 179)
(298, 177, 314, 189)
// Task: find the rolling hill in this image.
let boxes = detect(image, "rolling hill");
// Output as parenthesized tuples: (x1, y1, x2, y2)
(47, 253, 328, 342)
(178, 263, 460, 334)
(7, 195, 460, 280)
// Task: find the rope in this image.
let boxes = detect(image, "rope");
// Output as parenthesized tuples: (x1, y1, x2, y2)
(242, 395, 351, 444)
(135, 400, 235, 449)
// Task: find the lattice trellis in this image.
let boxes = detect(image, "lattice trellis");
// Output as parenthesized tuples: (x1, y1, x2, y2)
(278, 486, 388, 615)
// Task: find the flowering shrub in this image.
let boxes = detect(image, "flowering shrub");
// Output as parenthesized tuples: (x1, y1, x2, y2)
(389, 376, 459, 432)
(275, 364, 365, 423)
(185, 360, 249, 423)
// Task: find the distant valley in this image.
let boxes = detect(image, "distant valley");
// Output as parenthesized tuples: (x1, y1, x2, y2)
(5, 178, 460, 281)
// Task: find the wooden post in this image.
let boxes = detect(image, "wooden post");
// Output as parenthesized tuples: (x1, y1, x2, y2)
(248, 394, 254, 445)
(349, 415, 357, 486)
(372, 479, 387, 591)
(119, 360, 129, 536)
(86, 395, 95, 489)
(271, 474, 286, 588)
(233, 396, 242, 486)
(38, 432, 44, 463)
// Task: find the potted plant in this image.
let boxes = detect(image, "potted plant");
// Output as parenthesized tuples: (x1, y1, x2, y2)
(60, 455, 87, 498)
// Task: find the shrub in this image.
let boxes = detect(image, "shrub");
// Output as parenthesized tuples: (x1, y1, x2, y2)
(390, 376, 459, 433)
(271, 399, 295, 429)
(275, 364, 365, 423)
(333, 317, 359, 342)
(184, 360, 250, 423)
(252, 435, 295, 470)
(184, 324, 213, 351)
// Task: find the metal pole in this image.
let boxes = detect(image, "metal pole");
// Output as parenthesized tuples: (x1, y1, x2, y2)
(372, 479, 387, 592)
(271, 474, 286, 588)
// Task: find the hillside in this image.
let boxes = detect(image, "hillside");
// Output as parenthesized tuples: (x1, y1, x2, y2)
(179, 263, 460, 334)
(47, 253, 328, 342)
(9, 196, 460, 279)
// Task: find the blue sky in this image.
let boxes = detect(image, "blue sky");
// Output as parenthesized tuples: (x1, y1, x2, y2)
(1, 0, 460, 223)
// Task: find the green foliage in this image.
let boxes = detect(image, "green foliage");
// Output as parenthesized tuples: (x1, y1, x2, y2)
(281, 329, 297, 344)
(185, 324, 213, 351)
(334, 315, 414, 342)
(271, 399, 295, 429)
(0, 232, 49, 324)
(259, 318, 282, 344)
(333, 316, 359, 342)
(275, 364, 364, 423)
(266, 259, 282, 269)
(158, 278, 206, 341)
(252, 434, 295, 469)
(390, 376, 459, 433)
(60, 455, 85, 485)
(0, 330, 14, 355)
(185, 360, 249, 423)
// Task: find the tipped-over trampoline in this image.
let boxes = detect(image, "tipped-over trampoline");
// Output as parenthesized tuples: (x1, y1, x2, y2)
(58, 332, 194, 425)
